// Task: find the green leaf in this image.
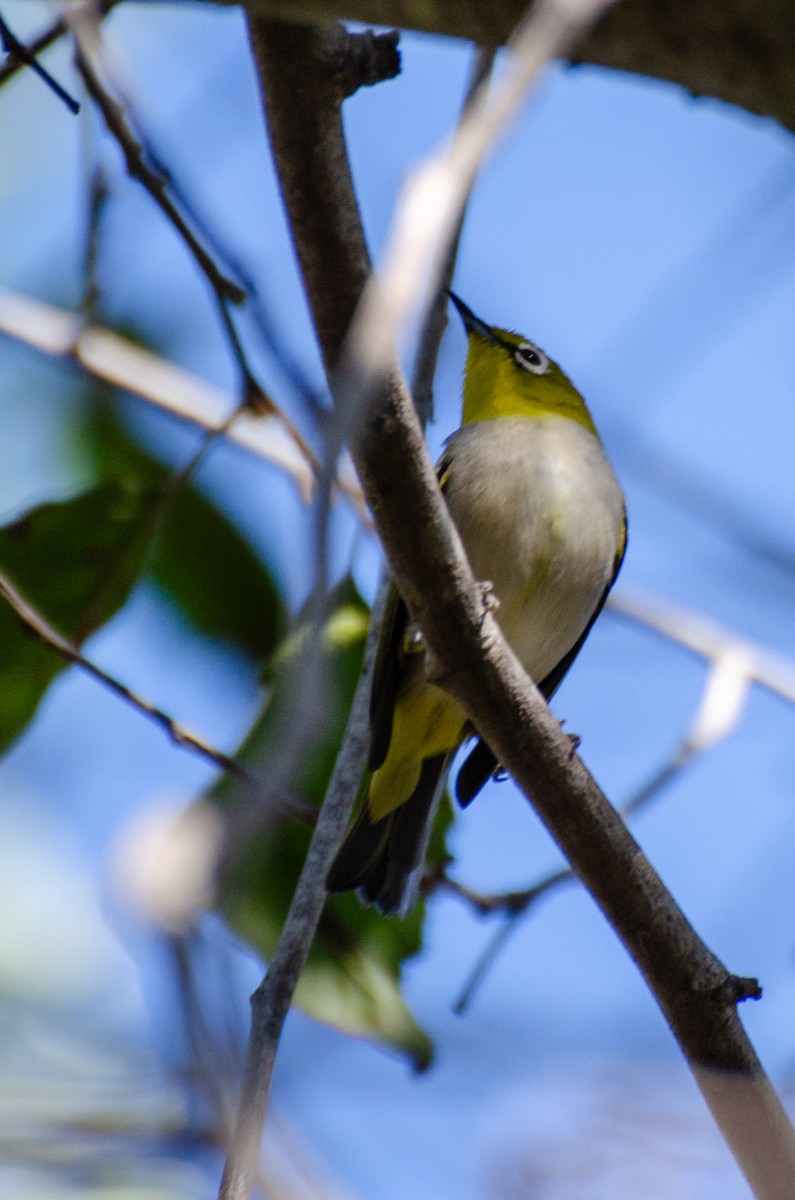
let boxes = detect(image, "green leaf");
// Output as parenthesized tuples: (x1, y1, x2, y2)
(214, 578, 445, 1070)
(0, 481, 158, 753)
(79, 396, 286, 661)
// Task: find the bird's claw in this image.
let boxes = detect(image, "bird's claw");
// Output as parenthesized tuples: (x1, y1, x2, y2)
(479, 581, 499, 623)
(559, 721, 581, 758)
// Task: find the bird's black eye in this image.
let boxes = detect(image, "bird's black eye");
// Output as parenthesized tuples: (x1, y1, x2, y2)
(513, 341, 549, 375)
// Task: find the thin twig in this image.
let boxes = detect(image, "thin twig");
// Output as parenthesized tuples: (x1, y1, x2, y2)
(411, 45, 495, 427)
(165, 399, 250, 505)
(452, 906, 537, 1014)
(0, 567, 264, 791)
(0, 0, 117, 90)
(168, 934, 242, 1125)
(0, 12, 80, 112)
(81, 161, 110, 320)
(73, 40, 244, 306)
(218, 581, 386, 1200)
(71, 12, 335, 475)
(122, 133, 326, 414)
(72, 30, 297, 423)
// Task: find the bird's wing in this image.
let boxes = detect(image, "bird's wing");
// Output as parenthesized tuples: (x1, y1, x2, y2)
(535, 509, 627, 702)
(456, 509, 628, 807)
(368, 582, 409, 771)
(368, 449, 455, 772)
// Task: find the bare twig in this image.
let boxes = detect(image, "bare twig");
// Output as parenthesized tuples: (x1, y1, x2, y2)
(0, 12, 80, 112)
(410, 44, 495, 427)
(168, 933, 244, 1121)
(81, 161, 111, 320)
(0, 0, 117, 90)
(0, 567, 266, 791)
(104, 122, 327, 414)
(72, 27, 296, 423)
(163, 397, 254, 512)
(73, 38, 244, 306)
(251, 9, 795, 1199)
(218, 580, 386, 1200)
(71, 9, 336, 439)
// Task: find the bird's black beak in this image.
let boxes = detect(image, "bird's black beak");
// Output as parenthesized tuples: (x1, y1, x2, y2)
(447, 290, 500, 345)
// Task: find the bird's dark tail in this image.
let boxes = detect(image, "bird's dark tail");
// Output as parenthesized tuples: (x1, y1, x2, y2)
(326, 754, 448, 916)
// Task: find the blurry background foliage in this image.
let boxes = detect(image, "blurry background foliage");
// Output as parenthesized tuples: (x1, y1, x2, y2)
(2, 1, 795, 1198)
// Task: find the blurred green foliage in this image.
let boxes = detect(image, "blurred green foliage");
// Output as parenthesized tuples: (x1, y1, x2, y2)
(0, 479, 158, 753)
(81, 396, 287, 661)
(213, 578, 449, 1069)
(0, 381, 443, 1067)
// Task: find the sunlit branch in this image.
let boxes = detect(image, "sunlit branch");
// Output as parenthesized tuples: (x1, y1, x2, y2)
(341, 0, 613, 397)
(609, 589, 795, 706)
(0, 287, 370, 519)
(410, 44, 495, 427)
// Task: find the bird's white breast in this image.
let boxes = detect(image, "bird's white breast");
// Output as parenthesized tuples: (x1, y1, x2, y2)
(443, 416, 624, 684)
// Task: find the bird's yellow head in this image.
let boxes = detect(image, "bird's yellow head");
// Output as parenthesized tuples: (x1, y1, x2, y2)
(448, 292, 597, 437)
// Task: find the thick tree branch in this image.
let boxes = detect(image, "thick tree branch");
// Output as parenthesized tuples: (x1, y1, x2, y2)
(235, 0, 795, 133)
(247, 15, 795, 1200)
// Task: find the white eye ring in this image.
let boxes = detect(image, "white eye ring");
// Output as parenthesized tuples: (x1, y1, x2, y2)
(513, 342, 549, 375)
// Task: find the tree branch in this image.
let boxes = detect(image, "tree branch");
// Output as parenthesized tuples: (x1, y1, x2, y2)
(0, 288, 374, 518)
(74, 36, 245, 307)
(218, 577, 386, 1200)
(232, 0, 795, 134)
(410, 44, 495, 427)
(0, 568, 273, 793)
(72, 22, 291, 420)
(0, 0, 117, 90)
(0, 12, 80, 112)
(448, 586, 791, 1010)
(247, 13, 795, 1200)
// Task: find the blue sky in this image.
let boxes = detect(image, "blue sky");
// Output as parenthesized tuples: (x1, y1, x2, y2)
(2, 3, 795, 1197)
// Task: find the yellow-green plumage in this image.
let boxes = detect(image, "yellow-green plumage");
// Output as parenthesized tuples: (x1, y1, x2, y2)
(461, 325, 598, 435)
(327, 293, 626, 915)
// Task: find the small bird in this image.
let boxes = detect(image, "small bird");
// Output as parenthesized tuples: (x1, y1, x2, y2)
(327, 292, 626, 915)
